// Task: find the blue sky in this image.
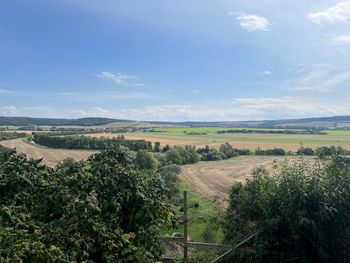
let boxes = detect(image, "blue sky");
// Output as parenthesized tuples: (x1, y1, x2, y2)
(1, 0, 350, 121)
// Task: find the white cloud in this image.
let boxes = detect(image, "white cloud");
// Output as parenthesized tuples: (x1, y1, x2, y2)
(1, 106, 20, 116)
(96, 71, 145, 86)
(230, 97, 350, 118)
(261, 70, 272, 75)
(0, 89, 10, 96)
(235, 14, 271, 32)
(2, 97, 350, 121)
(334, 35, 350, 43)
(58, 91, 159, 102)
(0, 106, 57, 117)
(112, 98, 350, 121)
(66, 98, 350, 121)
(285, 64, 350, 92)
(285, 86, 328, 92)
(307, 1, 350, 24)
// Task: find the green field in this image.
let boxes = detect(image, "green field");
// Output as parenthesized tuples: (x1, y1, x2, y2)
(128, 127, 350, 149)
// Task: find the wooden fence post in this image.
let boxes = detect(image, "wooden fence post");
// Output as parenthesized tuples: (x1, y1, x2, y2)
(183, 191, 188, 262)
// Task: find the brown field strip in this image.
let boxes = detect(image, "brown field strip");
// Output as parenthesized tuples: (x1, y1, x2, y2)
(0, 139, 97, 167)
(182, 156, 314, 203)
(86, 133, 350, 151)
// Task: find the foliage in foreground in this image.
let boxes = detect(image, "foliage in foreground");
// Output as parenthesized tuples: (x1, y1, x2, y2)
(0, 132, 28, 141)
(0, 147, 171, 262)
(223, 156, 350, 263)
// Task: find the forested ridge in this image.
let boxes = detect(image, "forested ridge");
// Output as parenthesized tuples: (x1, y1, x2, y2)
(0, 117, 130, 126)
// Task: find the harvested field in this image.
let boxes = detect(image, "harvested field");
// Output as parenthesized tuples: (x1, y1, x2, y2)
(0, 139, 97, 167)
(87, 132, 350, 150)
(182, 156, 313, 203)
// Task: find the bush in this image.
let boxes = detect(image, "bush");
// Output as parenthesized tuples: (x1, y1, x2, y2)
(135, 150, 158, 170)
(297, 146, 315, 156)
(315, 146, 348, 159)
(201, 225, 215, 243)
(157, 164, 182, 202)
(255, 147, 285, 156)
(165, 146, 201, 165)
(0, 147, 172, 262)
(223, 157, 350, 262)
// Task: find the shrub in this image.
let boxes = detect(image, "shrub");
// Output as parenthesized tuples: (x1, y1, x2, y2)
(0, 147, 172, 262)
(223, 157, 350, 262)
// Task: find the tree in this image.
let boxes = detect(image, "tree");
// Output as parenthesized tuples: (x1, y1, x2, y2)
(223, 157, 350, 263)
(0, 147, 171, 262)
(135, 150, 158, 170)
(154, 142, 161, 152)
(166, 148, 182, 165)
(219, 143, 238, 158)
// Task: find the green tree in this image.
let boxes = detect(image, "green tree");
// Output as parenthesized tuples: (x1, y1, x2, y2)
(0, 147, 171, 262)
(223, 157, 350, 263)
(135, 150, 158, 170)
(154, 142, 161, 152)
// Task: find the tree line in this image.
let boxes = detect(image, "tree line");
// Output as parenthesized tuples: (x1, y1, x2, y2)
(32, 133, 153, 151)
(32, 133, 350, 166)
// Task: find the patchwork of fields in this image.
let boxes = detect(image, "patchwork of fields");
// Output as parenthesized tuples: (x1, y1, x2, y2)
(86, 127, 350, 151)
(1, 127, 348, 200)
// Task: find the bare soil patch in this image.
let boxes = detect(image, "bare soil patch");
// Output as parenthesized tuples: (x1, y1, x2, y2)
(0, 139, 97, 167)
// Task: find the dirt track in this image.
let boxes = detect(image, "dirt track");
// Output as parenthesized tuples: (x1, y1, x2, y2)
(182, 156, 306, 203)
(0, 139, 97, 167)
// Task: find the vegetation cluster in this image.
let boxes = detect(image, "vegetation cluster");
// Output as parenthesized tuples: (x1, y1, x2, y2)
(0, 132, 28, 141)
(32, 133, 153, 151)
(0, 146, 173, 262)
(223, 155, 350, 262)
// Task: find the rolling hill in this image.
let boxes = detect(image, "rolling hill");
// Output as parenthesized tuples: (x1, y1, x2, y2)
(0, 117, 135, 127)
(1, 115, 350, 129)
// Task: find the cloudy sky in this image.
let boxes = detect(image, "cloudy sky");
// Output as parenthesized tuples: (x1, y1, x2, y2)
(1, 0, 350, 121)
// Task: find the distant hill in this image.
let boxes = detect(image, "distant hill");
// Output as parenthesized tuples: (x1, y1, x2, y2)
(148, 115, 350, 129)
(2, 115, 350, 129)
(0, 117, 134, 127)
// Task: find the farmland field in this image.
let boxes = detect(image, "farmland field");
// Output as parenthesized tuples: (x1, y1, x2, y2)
(85, 127, 350, 150)
(0, 139, 97, 167)
(182, 156, 315, 202)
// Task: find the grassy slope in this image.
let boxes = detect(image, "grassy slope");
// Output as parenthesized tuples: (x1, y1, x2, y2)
(160, 180, 224, 242)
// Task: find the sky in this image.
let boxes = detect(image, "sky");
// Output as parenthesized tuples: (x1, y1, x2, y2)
(1, 0, 350, 121)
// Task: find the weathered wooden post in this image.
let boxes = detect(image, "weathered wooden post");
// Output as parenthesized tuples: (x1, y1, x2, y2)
(183, 191, 188, 262)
